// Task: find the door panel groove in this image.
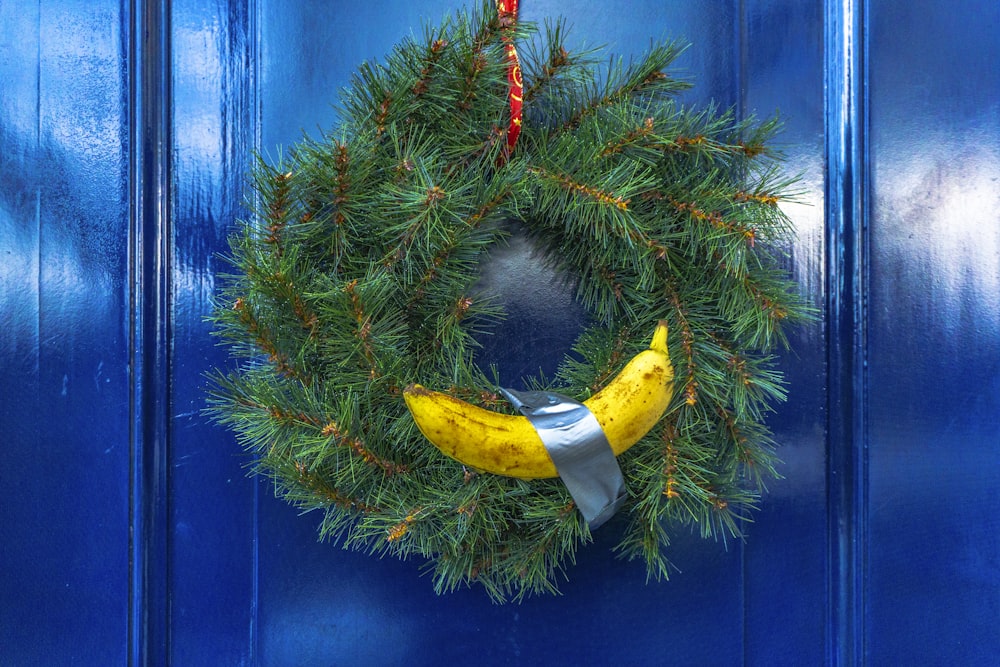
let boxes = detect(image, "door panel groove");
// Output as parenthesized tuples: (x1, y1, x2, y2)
(128, 0, 173, 664)
(824, 0, 869, 664)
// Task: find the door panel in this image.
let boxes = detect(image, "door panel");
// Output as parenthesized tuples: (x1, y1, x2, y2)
(741, 2, 829, 661)
(0, 1, 130, 664)
(252, 2, 752, 664)
(866, 1, 1000, 661)
(249, 1, 827, 664)
(169, 2, 258, 663)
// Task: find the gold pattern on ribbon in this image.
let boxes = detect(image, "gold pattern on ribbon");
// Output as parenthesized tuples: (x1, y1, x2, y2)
(496, 0, 523, 156)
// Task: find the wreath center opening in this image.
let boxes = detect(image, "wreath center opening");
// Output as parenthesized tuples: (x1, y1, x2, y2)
(471, 221, 587, 390)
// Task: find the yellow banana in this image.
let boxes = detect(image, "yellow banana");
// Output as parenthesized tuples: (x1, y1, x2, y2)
(403, 321, 674, 479)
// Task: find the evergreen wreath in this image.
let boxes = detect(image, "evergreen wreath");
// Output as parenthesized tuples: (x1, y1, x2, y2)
(208, 1, 810, 602)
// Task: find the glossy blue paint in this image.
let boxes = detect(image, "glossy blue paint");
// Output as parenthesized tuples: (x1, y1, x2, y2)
(742, 2, 828, 663)
(866, 1, 1000, 662)
(824, 0, 867, 664)
(2, 0, 998, 664)
(167, 1, 259, 664)
(129, 1, 172, 663)
(0, 1, 131, 664)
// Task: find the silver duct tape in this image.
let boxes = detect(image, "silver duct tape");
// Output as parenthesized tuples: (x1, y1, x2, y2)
(499, 387, 626, 529)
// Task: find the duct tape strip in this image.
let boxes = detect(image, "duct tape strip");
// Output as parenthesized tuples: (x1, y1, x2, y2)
(499, 387, 626, 529)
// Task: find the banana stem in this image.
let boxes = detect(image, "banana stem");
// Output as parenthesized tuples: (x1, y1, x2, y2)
(650, 320, 669, 354)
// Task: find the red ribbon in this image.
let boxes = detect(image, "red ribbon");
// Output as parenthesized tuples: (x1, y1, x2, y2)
(497, 0, 523, 156)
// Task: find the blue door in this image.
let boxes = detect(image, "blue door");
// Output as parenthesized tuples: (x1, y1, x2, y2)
(1, 1, 997, 664)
